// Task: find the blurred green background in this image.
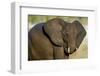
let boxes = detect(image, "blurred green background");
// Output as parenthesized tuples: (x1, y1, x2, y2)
(28, 15, 88, 28)
(28, 15, 88, 59)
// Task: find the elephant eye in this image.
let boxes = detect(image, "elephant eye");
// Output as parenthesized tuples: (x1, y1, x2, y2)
(62, 31, 69, 38)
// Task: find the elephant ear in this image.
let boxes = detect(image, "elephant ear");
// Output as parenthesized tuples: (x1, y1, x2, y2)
(44, 18, 65, 46)
(73, 20, 86, 48)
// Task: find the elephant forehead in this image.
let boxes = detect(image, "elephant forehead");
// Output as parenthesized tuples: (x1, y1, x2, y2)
(65, 24, 78, 34)
(46, 23, 62, 31)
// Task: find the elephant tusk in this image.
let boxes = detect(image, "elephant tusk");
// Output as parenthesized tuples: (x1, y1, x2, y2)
(68, 47, 70, 53)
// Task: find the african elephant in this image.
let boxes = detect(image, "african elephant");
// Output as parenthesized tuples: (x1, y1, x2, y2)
(28, 18, 86, 60)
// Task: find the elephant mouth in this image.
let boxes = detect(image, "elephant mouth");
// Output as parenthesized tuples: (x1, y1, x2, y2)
(64, 47, 78, 56)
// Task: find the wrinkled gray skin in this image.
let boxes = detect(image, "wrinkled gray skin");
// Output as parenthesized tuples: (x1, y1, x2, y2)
(28, 18, 86, 60)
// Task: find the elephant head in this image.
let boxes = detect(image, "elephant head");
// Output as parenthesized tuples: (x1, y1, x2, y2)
(62, 21, 86, 54)
(43, 18, 86, 56)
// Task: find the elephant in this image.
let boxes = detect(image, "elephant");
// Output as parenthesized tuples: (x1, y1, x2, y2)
(28, 18, 86, 60)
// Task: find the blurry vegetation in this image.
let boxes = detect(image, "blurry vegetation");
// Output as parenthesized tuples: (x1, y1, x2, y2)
(28, 15, 88, 27)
